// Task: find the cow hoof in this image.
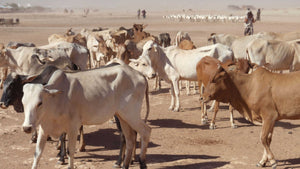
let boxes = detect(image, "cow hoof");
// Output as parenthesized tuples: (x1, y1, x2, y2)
(173, 108, 180, 112)
(79, 147, 86, 152)
(57, 159, 65, 165)
(209, 124, 216, 130)
(231, 124, 238, 129)
(256, 162, 266, 167)
(168, 107, 174, 111)
(201, 119, 208, 125)
(113, 163, 122, 168)
(271, 161, 277, 169)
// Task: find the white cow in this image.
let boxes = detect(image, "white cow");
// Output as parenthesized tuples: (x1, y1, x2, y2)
(246, 38, 300, 71)
(134, 40, 233, 111)
(21, 64, 151, 169)
(0, 42, 88, 75)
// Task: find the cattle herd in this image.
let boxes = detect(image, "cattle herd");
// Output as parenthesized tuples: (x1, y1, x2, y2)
(1, 22, 300, 169)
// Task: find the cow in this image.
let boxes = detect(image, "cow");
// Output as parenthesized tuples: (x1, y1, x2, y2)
(21, 64, 151, 169)
(0, 65, 84, 164)
(158, 33, 171, 47)
(48, 33, 87, 48)
(135, 40, 233, 111)
(246, 38, 300, 71)
(7, 41, 36, 49)
(196, 56, 252, 129)
(208, 33, 239, 47)
(202, 65, 300, 169)
(89, 35, 116, 68)
(210, 32, 300, 61)
(132, 24, 151, 43)
(0, 42, 36, 88)
(0, 42, 88, 75)
(175, 31, 191, 46)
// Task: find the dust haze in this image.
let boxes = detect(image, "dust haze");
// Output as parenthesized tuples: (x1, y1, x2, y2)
(2, 0, 300, 11)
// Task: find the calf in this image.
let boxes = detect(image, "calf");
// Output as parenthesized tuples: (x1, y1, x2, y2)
(196, 56, 251, 129)
(203, 66, 300, 168)
(21, 64, 151, 169)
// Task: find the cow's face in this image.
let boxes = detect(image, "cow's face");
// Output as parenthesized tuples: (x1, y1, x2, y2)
(129, 57, 156, 79)
(203, 66, 230, 103)
(22, 84, 60, 133)
(140, 40, 158, 62)
(0, 73, 25, 112)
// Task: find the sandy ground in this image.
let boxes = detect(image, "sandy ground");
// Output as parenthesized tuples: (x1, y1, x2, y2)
(1, 9, 300, 169)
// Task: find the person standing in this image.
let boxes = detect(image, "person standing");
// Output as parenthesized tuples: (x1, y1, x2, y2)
(244, 8, 255, 35)
(142, 9, 146, 19)
(256, 8, 261, 21)
(137, 9, 141, 19)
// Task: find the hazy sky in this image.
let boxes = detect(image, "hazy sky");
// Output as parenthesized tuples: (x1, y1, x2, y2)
(1, 0, 300, 11)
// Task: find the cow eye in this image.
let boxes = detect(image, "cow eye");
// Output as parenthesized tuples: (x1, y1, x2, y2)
(142, 63, 146, 66)
(148, 47, 152, 51)
(37, 102, 42, 107)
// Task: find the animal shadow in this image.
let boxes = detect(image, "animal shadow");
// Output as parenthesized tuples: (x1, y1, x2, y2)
(158, 161, 229, 169)
(148, 119, 205, 129)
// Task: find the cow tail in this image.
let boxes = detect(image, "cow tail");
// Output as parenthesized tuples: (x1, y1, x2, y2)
(144, 78, 150, 123)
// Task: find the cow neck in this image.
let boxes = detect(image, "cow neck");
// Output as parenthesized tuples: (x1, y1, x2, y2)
(5, 49, 21, 71)
(226, 71, 256, 122)
(151, 47, 168, 72)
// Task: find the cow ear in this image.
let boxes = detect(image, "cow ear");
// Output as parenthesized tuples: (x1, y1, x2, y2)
(21, 75, 38, 84)
(43, 85, 62, 96)
(153, 44, 158, 52)
(129, 59, 139, 66)
(212, 64, 225, 83)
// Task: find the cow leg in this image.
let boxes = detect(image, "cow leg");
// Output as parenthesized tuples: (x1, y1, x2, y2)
(114, 116, 126, 168)
(209, 101, 220, 130)
(0, 67, 8, 89)
(31, 130, 38, 143)
(57, 133, 66, 164)
(229, 105, 237, 128)
(200, 84, 208, 124)
(153, 76, 158, 91)
(208, 100, 216, 112)
(169, 83, 175, 111)
(186, 80, 190, 95)
(89, 50, 96, 69)
(171, 80, 180, 112)
(192, 81, 197, 95)
(117, 117, 136, 169)
(116, 113, 151, 169)
(67, 128, 78, 169)
(257, 118, 276, 168)
(32, 127, 47, 169)
(78, 125, 86, 152)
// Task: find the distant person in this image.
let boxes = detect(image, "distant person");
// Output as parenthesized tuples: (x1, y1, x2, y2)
(256, 8, 261, 21)
(142, 9, 146, 19)
(137, 9, 141, 19)
(244, 8, 255, 36)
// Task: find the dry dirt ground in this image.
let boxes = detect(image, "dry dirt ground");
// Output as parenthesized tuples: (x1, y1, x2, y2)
(1, 9, 300, 169)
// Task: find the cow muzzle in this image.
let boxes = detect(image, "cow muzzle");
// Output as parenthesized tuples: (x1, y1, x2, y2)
(150, 73, 156, 79)
(0, 102, 8, 109)
(200, 95, 211, 104)
(22, 125, 33, 134)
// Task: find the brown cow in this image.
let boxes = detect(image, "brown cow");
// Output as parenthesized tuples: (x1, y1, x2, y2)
(178, 39, 196, 50)
(203, 65, 300, 168)
(197, 56, 251, 129)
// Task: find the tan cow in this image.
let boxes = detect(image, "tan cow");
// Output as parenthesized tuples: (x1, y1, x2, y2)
(0, 42, 88, 75)
(22, 64, 151, 169)
(196, 56, 252, 129)
(203, 66, 300, 168)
